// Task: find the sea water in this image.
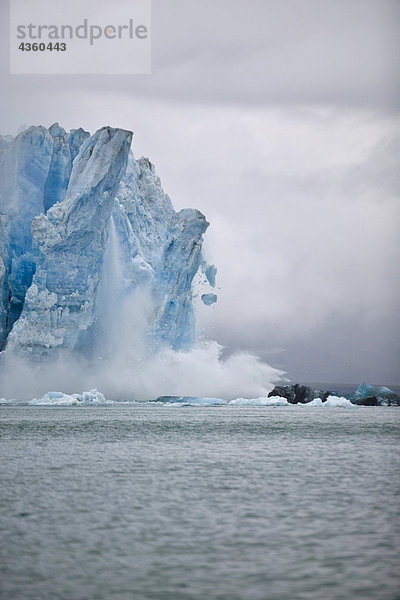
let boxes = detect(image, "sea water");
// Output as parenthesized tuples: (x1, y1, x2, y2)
(0, 405, 399, 600)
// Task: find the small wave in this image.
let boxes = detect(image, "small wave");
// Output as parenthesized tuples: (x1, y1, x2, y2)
(155, 396, 227, 407)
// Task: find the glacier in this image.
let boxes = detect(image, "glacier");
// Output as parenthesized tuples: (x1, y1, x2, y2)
(1, 124, 396, 406)
(0, 124, 215, 361)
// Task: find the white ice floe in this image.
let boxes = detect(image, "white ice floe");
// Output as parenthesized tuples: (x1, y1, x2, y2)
(0, 392, 363, 408)
(301, 395, 357, 408)
(29, 389, 109, 406)
(228, 396, 289, 406)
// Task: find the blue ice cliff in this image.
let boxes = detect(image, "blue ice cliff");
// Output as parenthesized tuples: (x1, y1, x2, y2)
(0, 124, 216, 359)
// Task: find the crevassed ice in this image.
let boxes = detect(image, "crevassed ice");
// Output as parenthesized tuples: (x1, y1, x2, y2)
(0, 124, 216, 359)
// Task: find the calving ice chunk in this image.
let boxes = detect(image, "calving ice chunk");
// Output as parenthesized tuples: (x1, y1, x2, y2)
(0, 124, 217, 359)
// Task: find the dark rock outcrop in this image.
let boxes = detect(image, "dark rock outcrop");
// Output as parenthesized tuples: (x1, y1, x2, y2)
(349, 396, 379, 406)
(268, 384, 335, 404)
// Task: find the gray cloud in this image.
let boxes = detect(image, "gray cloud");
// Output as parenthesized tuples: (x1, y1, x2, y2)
(1, 0, 400, 124)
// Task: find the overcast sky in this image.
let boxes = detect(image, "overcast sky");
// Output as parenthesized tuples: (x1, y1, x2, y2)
(1, 0, 399, 384)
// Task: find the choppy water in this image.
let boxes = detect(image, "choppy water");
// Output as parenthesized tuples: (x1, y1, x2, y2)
(0, 405, 399, 600)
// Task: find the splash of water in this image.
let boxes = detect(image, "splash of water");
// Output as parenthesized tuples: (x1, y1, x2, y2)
(88, 217, 154, 361)
(0, 341, 282, 401)
(0, 216, 283, 400)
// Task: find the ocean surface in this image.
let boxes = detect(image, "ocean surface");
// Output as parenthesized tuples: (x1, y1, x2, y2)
(0, 404, 399, 600)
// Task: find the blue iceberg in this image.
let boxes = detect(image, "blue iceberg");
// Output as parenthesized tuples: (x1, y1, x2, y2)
(345, 383, 400, 406)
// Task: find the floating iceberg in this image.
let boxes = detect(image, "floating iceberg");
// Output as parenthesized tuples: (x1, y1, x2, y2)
(345, 383, 400, 406)
(229, 395, 356, 408)
(302, 396, 357, 408)
(29, 389, 110, 406)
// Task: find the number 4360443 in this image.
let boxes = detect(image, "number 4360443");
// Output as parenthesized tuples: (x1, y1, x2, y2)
(18, 42, 66, 51)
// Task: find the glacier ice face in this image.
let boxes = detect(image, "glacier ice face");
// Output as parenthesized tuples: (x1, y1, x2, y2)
(5, 127, 132, 357)
(0, 124, 215, 360)
(0, 126, 53, 345)
(43, 123, 90, 212)
(0, 124, 90, 349)
(112, 154, 210, 351)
